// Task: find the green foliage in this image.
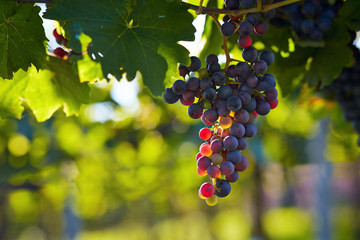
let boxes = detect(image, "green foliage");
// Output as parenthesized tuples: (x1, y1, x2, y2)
(0, 1, 47, 79)
(0, 57, 90, 122)
(44, 0, 195, 96)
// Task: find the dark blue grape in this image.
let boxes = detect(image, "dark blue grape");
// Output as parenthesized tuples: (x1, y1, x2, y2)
(258, 50, 275, 65)
(221, 22, 236, 37)
(229, 122, 245, 138)
(301, 19, 315, 34)
(244, 123, 257, 137)
(182, 90, 195, 102)
(246, 13, 260, 25)
(223, 136, 239, 151)
(197, 156, 211, 171)
(253, 60, 268, 74)
(216, 100, 231, 117)
(262, 9, 276, 19)
(226, 150, 242, 165)
(238, 91, 252, 105)
(238, 21, 253, 36)
(234, 109, 249, 124)
(186, 77, 200, 91)
(226, 170, 239, 183)
(188, 56, 201, 71)
(237, 137, 248, 150)
(225, 0, 240, 10)
(215, 179, 231, 197)
(172, 80, 187, 95)
(203, 88, 217, 102)
(188, 103, 203, 119)
(200, 77, 214, 90)
(206, 54, 218, 65)
(301, 2, 315, 16)
(208, 62, 221, 73)
(212, 72, 227, 86)
(240, 0, 254, 9)
(178, 64, 189, 77)
(265, 88, 278, 101)
(227, 96, 242, 112)
(322, 9, 335, 19)
(226, 65, 239, 78)
(218, 85, 233, 100)
(283, 3, 299, 17)
(317, 18, 332, 31)
(235, 62, 251, 80)
(242, 46, 258, 63)
(246, 74, 258, 88)
(163, 87, 180, 104)
(203, 108, 219, 123)
(258, 74, 276, 91)
(256, 99, 271, 115)
(310, 28, 323, 41)
(243, 97, 257, 112)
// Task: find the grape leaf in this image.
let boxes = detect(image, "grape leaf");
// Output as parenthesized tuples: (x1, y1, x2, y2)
(339, 0, 360, 31)
(44, 0, 195, 96)
(0, 1, 47, 79)
(303, 21, 352, 87)
(0, 57, 90, 122)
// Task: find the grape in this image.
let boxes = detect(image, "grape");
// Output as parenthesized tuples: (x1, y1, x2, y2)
(200, 77, 214, 90)
(226, 150, 242, 165)
(54, 47, 68, 58)
(234, 155, 249, 171)
(235, 62, 251, 79)
(258, 74, 276, 91)
(301, 2, 315, 16)
(218, 85, 233, 100)
(163, 87, 180, 104)
(211, 153, 224, 165)
(188, 56, 201, 71)
(237, 137, 248, 150)
(258, 50, 275, 65)
(262, 9, 276, 19)
(208, 62, 221, 73)
(206, 54, 218, 65)
(238, 21, 253, 36)
(300, 19, 315, 34)
(310, 29, 323, 41)
(242, 46, 258, 63)
(203, 109, 219, 123)
(186, 77, 200, 91)
(212, 72, 227, 86)
(215, 179, 231, 197)
(256, 99, 271, 115)
(221, 129, 231, 138)
(265, 88, 278, 101)
(182, 90, 195, 102)
(226, 170, 239, 182)
(237, 35, 252, 48)
(322, 9, 335, 19)
(243, 97, 257, 112)
(317, 18, 332, 31)
(197, 167, 207, 176)
(211, 139, 223, 153)
(180, 96, 194, 106)
(246, 13, 260, 25)
(253, 60, 268, 74)
(269, 98, 278, 109)
(226, 65, 239, 78)
(207, 165, 221, 178)
(254, 21, 268, 35)
(238, 90, 252, 104)
(283, 3, 299, 17)
(234, 109, 250, 124)
(223, 136, 239, 151)
(244, 123, 257, 137)
(197, 156, 211, 171)
(225, 0, 240, 10)
(196, 152, 202, 160)
(229, 123, 245, 138)
(220, 161, 235, 175)
(205, 195, 218, 206)
(221, 22, 236, 37)
(201, 114, 213, 126)
(203, 88, 217, 102)
(199, 127, 212, 141)
(179, 64, 190, 77)
(217, 101, 231, 117)
(240, 0, 254, 9)
(172, 80, 187, 95)
(200, 182, 215, 197)
(188, 103, 203, 119)
(246, 74, 259, 88)
(227, 96, 242, 112)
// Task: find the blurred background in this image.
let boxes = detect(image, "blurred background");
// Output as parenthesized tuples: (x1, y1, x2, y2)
(0, 2, 360, 240)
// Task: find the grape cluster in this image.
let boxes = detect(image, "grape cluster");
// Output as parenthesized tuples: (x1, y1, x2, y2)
(273, 0, 341, 41)
(221, 0, 276, 48)
(163, 49, 278, 205)
(324, 46, 360, 146)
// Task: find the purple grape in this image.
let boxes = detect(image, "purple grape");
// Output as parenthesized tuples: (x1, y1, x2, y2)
(244, 123, 257, 137)
(188, 103, 203, 119)
(203, 88, 217, 102)
(188, 56, 201, 71)
(258, 50, 275, 65)
(163, 87, 180, 104)
(226, 150, 242, 165)
(227, 96, 242, 112)
(211, 139, 223, 153)
(234, 109, 249, 124)
(186, 77, 200, 91)
(221, 22, 236, 37)
(253, 60, 268, 74)
(238, 21, 253, 36)
(226, 170, 239, 182)
(215, 179, 231, 197)
(197, 156, 211, 171)
(242, 46, 258, 63)
(172, 79, 187, 95)
(200, 77, 214, 90)
(256, 99, 271, 115)
(212, 72, 227, 86)
(206, 54, 218, 65)
(203, 109, 219, 123)
(237, 137, 248, 150)
(218, 85, 233, 100)
(220, 161, 235, 175)
(223, 136, 239, 151)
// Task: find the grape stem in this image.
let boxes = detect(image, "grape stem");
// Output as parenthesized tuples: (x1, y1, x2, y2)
(186, 0, 302, 16)
(257, 0, 262, 12)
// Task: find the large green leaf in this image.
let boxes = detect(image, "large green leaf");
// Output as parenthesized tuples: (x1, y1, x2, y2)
(0, 1, 47, 79)
(0, 57, 90, 122)
(44, 0, 195, 96)
(339, 0, 360, 31)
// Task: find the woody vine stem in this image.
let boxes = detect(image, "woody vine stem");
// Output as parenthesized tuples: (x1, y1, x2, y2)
(186, 0, 302, 70)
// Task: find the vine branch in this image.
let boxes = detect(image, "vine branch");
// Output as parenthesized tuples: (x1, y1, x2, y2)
(186, 0, 302, 16)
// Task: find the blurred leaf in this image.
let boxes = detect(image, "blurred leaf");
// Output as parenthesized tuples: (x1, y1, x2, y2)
(44, 0, 195, 96)
(0, 2, 47, 79)
(339, 0, 360, 31)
